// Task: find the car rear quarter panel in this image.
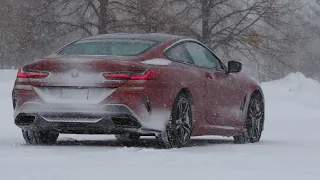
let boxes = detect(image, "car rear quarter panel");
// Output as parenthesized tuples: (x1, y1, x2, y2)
(156, 62, 207, 133)
(104, 60, 207, 134)
(130, 39, 209, 135)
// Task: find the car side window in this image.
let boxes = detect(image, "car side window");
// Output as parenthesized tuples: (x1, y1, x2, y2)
(165, 43, 194, 64)
(184, 42, 222, 70)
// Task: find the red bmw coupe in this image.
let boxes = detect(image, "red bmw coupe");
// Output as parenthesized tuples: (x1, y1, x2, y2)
(12, 33, 265, 148)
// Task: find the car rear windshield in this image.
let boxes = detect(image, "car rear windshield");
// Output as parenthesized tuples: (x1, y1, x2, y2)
(57, 39, 157, 56)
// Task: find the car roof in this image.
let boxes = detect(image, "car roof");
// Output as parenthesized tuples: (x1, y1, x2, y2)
(81, 33, 187, 42)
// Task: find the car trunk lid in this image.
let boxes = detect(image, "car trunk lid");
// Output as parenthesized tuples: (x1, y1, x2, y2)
(19, 56, 149, 104)
(22, 56, 148, 87)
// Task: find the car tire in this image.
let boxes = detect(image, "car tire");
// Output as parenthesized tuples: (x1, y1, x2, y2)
(22, 130, 59, 145)
(114, 133, 140, 142)
(156, 93, 193, 148)
(234, 93, 264, 144)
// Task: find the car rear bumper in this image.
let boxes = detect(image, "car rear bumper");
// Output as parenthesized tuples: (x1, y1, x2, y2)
(14, 103, 167, 135)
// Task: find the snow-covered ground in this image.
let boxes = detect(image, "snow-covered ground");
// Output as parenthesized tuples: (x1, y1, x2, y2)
(0, 70, 319, 180)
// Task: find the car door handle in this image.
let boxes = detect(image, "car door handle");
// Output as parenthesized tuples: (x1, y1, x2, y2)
(205, 72, 213, 79)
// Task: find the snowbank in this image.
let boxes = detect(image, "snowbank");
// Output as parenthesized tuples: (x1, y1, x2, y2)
(262, 72, 320, 110)
(264, 72, 320, 95)
(0, 69, 17, 82)
(0, 70, 16, 96)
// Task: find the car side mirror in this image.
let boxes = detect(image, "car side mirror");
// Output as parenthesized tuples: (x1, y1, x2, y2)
(228, 61, 242, 73)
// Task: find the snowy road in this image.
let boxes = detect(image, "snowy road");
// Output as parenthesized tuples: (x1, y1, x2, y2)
(0, 70, 319, 180)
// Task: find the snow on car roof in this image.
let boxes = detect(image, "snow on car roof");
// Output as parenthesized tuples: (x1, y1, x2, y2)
(82, 33, 187, 42)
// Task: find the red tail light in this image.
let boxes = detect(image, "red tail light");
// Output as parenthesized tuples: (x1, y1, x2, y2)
(103, 73, 131, 80)
(103, 69, 161, 80)
(17, 69, 49, 79)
